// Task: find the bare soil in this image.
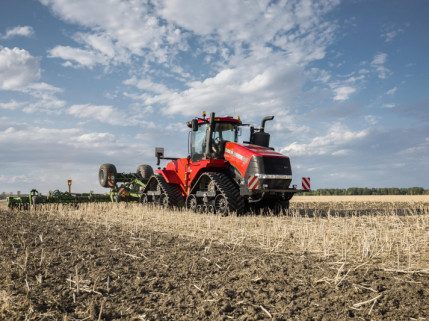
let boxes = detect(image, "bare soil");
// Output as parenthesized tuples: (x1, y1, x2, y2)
(0, 209, 427, 320)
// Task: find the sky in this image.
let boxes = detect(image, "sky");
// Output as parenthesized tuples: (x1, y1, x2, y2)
(0, 0, 428, 194)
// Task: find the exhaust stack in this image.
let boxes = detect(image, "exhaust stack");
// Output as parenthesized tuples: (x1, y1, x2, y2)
(251, 115, 274, 147)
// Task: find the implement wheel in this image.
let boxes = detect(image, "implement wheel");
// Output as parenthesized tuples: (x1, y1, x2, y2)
(136, 164, 154, 183)
(99, 164, 117, 188)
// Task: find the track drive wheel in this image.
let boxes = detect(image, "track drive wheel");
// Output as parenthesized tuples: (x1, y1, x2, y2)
(214, 194, 229, 215)
(186, 194, 198, 212)
(159, 193, 169, 208)
(140, 194, 148, 204)
(194, 172, 245, 215)
(143, 175, 185, 208)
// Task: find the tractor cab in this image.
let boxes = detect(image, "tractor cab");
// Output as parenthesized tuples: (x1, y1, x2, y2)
(187, 112, 242, 162)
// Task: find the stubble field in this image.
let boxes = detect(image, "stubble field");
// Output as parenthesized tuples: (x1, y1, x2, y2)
(0, 196, 428, 320)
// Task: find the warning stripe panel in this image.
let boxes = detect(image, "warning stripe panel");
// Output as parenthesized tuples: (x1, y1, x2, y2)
(302, 177, 311, 190)
(248, 175, 259, 189)
(118, 187, 126, 195)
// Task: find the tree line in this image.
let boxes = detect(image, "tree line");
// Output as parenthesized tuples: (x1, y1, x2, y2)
(0, 191, 23, 200)
(302, 187, 428, 196)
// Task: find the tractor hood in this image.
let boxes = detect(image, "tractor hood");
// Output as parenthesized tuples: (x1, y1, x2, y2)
(223, 142, 292, 180)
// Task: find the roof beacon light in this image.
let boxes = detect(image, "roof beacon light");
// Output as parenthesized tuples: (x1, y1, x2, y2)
(237, 115, 240, 120)
(202, 111, 206, 118)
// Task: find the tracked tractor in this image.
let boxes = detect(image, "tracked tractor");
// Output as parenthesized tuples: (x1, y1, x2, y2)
(99, 112, 309, 214)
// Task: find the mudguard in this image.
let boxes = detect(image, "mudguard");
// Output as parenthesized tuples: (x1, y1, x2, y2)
(156, 169, 182, 185)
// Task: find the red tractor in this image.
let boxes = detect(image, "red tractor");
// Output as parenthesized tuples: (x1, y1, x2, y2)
(99, 112, 308, 214)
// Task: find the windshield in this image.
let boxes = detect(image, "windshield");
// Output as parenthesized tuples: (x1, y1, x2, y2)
(212, 123, 238, 143)
(190, 123, 208, 161)
(190, 122, 238, 161)
(211, 122, 238, 157)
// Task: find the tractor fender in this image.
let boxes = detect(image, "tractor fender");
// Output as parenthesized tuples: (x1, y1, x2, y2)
(156, 169, 182, 185)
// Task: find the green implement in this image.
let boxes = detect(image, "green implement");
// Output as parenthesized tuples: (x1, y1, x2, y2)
(7, 189, 112, 210)
(7, 163, 151, 210)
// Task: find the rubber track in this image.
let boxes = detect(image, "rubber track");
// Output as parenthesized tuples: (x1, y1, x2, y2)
(204, 172, 245, 214)
(154, 175, 185, 208)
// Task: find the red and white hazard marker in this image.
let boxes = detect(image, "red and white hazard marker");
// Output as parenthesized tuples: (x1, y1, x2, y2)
(248, 175, 259, 189)
(107, 177, 114, 187)
(118, 187, 126, 195)
(302, 177, 311, 190)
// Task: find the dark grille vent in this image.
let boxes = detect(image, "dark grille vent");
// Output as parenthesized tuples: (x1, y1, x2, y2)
(262, 157, 291, 175)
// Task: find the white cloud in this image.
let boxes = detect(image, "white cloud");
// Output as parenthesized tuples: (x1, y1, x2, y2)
(48, 45, 108, 68)
(1, 26, 34, 39)
(68, 104, 123, 125)
(371, 52, 390, 79)
(123, 76, 170, 94)
(359, 68, 370, 74)
(333, 86, 356, 101)
(0, 125, 80, 143)
(399, 138, 429, 155)
(344, 75, 365, 83)
(0, 47, 65, 113)
(381, 28, 403, 43)
(41, 0, 187, 68)
(371, 53, 387, 65)
(23, 95, 67, 114)
(74, 32, 116, 58)
(72, 132, 116, 147)
(159, 0, 293, 44)
(308, 68, 331, 83)
(40, 0, 339, 74)
(137, 60, 305, 117)
(365, 115, 379, 125)
(0, 47, 41, 90)
(67, 104, 156, 127)
(382, 103, 395, 108)
(159, 0, 338, 46)
(0, 122, 140, 161)
(7, 175, 33, 184)
(0, 119, 159, 192)
(0, 100, 22, 110)
(332, 149, 350, 156)
(386, 86, 397, 95)
(40, 0, 342, 122)
(280, 123, 369, 156)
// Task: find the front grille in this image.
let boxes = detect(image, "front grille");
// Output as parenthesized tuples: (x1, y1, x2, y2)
(245, 156, 292, 190)
(262, 157, 291, 175)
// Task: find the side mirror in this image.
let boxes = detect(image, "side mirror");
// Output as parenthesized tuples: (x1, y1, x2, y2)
(155, 147, 164, 165)
(192, 118, 198, 131)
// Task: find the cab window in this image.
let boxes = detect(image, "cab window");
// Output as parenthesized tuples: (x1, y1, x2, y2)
(190, 123, 208, 161)
(212, 123, 238, 144)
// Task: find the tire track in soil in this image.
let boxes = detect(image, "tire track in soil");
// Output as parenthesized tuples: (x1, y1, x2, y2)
(0, 210, 427, 320)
